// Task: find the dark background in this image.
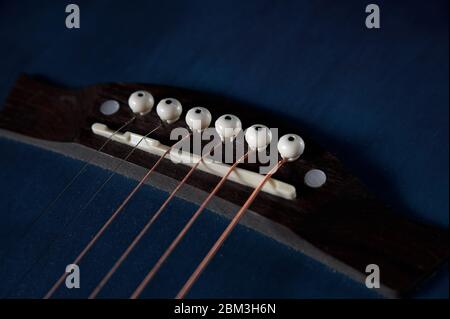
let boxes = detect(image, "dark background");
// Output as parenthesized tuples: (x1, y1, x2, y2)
(0, 0, 447, 298)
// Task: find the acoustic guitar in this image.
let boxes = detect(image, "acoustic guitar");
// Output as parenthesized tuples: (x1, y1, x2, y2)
(0, 75, 447, 299)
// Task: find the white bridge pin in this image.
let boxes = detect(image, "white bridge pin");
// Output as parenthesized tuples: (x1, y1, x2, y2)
(185, 107, 212, 132)
(245, 124, 272, 151)
(157, 98, 183, 124)
(215, 114, 242, 142)
(277, 134, 305, 161)
(128, 90, 154, 115)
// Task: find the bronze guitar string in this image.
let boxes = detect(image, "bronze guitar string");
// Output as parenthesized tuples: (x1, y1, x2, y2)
(176, 159, 286, 299)
(44, 131, 192, 299)
(130, 150, 253, 299)
(1, 122, 159, 298)
(88, 141, 223, 298)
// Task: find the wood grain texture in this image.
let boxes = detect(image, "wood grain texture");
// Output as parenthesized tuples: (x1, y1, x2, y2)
(0, 74, 447, 297)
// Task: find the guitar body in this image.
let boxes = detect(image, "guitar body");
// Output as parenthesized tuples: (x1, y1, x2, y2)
(0, 75, 447, 298)
(0, 0, 448, 299)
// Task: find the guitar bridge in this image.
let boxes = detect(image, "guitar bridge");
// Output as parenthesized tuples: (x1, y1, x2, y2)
(92, 123, 297, 200)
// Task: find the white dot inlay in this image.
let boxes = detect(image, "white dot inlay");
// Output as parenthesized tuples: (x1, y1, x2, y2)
(100, 100, 120, 116)
(304, 169, 326, 188)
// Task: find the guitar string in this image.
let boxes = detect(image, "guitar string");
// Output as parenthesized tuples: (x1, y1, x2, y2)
(130, 150, 252, 299)
(88, 141, 223, 299)
(175, 159, 286, 299)
(43, 131, 192, 299)
(2, 122, 160, 299)
(0, 116, 136, 262)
